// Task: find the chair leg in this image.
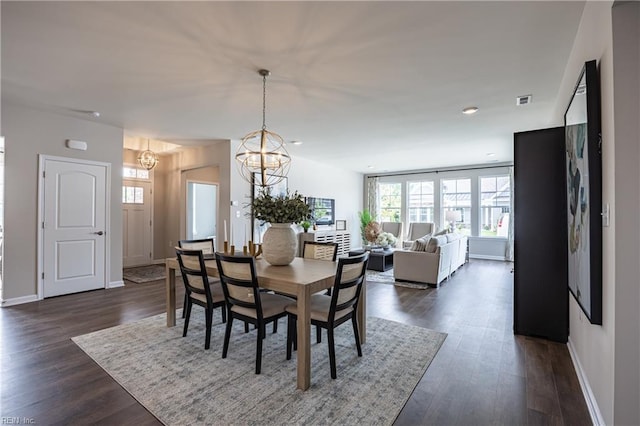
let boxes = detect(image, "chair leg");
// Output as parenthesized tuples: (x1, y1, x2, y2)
(316, 324, 322, 344)
(222, 315, 233, 358)
(183, 299, 192, 337)
(182, 294, 188, 318)
(244, 322, 250, 333)
(352, 316, 362, 357)
(327, 327, 337, 379)
(205, 308, 213, 350)
(256, 324, 263, 374)
(221, 306, 227, 323)
(273, 318, 278, 334)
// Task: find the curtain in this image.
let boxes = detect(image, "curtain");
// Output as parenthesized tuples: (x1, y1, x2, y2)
(367, 176, 379, 219)
(505, 166, 515, 261)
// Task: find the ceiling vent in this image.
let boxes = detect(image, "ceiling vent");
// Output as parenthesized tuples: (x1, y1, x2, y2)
(516, 95, 532, 106)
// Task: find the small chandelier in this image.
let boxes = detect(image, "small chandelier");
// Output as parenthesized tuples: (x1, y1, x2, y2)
(235, 69, 291, 188)
(138, 139, 159, 170)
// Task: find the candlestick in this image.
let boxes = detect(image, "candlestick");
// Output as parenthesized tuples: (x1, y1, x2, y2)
(223, 241, 229, 254)
(224, 220, 228, 242)
(230, 221, 234, 246)
(230, 245, 235, 256)
(243, 245, 248, 255)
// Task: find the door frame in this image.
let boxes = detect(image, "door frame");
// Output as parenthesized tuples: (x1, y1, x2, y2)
(37, 155, 112, 300)
(122, 162, 155, 264)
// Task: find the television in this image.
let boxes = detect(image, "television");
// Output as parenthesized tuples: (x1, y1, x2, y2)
(306, 197, 335, 226)
(564, 59, 602, 325)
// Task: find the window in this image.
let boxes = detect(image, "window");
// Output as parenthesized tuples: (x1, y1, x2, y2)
(408, 181, 434, 223)
(480, 176, 511, 237)
(442, 178, 471, 235)
(123, 166, 149, 180)
(378, 183, 401, 222)
(122, 186, 144, 204)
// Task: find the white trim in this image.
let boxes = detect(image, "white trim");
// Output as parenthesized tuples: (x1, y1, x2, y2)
(38, 155, 112, 299)
(1, 294, 39, 307)
(108, 280, 125, 288)
(567, 338, 606, 426)
(468, 254, 507, 261)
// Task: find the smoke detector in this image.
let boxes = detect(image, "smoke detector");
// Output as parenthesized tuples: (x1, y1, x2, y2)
(516, 95, 532, 106)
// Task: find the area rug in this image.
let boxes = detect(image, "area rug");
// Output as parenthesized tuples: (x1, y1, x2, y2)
(72, 311, 446, 425)
(366, 269, 433, 290)
(123, 264, 166, 283)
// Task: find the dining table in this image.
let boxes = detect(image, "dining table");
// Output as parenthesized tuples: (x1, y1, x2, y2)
(165, 256, 366, 391)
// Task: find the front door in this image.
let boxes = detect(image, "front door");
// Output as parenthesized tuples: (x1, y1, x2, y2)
(42, 157, 108, 297)
(122, 179, 152, 267)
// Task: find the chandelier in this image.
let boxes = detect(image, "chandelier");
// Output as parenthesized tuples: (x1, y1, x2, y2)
(138, 139, 159, 170)
(235, 69, 290, 188)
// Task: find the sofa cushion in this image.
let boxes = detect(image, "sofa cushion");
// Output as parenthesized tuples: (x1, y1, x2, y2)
(426, 235, 448, 253)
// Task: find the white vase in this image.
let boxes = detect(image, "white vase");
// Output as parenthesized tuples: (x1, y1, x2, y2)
(262, 223, 297, 266)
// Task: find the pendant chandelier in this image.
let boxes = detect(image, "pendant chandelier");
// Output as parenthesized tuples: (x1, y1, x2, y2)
(235, 69, 290, 188)
(138, 139, 159, 170)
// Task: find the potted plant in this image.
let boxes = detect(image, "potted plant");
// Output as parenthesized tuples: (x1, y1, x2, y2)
(358, 209, 375, 246)
(252, 188, 311, 265)
(301, 220, 312, 233)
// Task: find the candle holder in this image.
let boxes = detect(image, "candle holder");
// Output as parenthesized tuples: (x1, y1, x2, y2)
(247, 241, 262, 258)
(223, 241, 229, 254)
(229, 245, 235, 256)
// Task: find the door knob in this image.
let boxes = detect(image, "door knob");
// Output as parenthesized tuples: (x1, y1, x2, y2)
(94, 231, 104, 236)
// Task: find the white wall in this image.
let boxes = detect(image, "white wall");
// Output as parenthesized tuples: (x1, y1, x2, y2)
(551, 2, 616, 423)
(1, 103, 124, 301)
(611, 2, 640, 424)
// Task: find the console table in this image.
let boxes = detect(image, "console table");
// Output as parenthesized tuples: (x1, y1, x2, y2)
(298, 230, 351, 257)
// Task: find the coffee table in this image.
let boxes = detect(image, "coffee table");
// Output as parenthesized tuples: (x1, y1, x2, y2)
(350, 248, 394, 272)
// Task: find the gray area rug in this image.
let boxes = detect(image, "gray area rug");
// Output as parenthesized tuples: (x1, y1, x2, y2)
(72, 311, 446, 425)
(366, 269, 432, 290)
(123, 264, 165, 283)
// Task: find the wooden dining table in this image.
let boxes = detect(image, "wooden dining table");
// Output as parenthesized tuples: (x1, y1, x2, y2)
(165, 256, 366, 391)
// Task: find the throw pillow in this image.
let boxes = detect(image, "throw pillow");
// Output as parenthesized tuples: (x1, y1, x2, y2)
(426, 235, 448, 253)
(410, 235, 430, 251)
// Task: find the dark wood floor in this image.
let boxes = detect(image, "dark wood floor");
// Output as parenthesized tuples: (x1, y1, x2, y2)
(0, 260, 591, 425)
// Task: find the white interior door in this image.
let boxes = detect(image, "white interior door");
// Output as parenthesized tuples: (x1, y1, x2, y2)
(122, 179, 152, 267)
(42, 158, 108, 297)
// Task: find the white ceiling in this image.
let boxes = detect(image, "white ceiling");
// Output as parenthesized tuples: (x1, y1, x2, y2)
(1, 1, 585, 174)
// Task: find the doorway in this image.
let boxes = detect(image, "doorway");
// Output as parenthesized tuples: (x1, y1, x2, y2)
(186, 181, 217, 246)
(122, 179, 152, 267)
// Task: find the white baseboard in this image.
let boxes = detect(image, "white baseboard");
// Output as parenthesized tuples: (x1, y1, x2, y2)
(567, 338, 606, 425)
(108, 280, 125, 289)
(1, 294, 39, 307)
(468, 254, 507, 261)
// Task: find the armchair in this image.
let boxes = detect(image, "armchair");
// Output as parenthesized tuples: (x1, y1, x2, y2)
(403, 222, 435, 249)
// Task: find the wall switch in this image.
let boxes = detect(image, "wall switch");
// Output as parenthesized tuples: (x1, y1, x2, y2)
(602, 203, 610, 227)
(236, 211, 241, 218)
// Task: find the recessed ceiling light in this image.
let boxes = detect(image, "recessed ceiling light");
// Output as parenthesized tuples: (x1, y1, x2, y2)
(290, 140, 303, 145)
(367, 165, 375, 169)
(91, 111, 100, 117)
(486, 153, 496, 157)
(462, 106, 479, 115)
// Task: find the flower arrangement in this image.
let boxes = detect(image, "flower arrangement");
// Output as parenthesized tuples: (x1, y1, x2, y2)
(251, 188, 311, 224)
(376, 231, 397, 248)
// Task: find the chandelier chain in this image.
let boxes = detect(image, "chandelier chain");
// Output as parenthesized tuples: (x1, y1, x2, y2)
(262, 73, 267, 130)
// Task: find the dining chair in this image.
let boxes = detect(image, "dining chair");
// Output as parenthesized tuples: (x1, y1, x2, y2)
(178, 238, 218, 318)
(302, 241, 339, 343)
(302, 241, 339, 261)
(215, 253, 293, 374)
(285, 252, 369, 379)
(175, 247, 226, 350)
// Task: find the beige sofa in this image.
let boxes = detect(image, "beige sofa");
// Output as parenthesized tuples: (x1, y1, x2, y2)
(393, 232, 468, 287)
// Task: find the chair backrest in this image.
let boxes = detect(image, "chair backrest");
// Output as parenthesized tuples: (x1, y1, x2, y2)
(178, 238, 215, 254)
(303, 241, 338, 261)
(406, 222, 434, 240)
(175, 248, 214, 304)
(381, 222, 403, 238)
(215, 253, 264, 317)
(329, 253, 369, 320)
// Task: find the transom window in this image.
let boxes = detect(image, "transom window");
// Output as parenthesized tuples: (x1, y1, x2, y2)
(408, 181, 434, 223)
(123, 166, 150, 180)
